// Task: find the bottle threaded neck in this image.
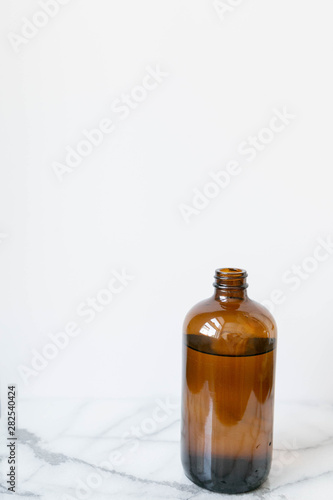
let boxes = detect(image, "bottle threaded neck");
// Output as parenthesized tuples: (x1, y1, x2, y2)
(214, 268, 248, 290)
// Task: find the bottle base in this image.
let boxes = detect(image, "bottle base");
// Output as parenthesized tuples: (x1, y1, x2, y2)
(182, 453, 270, 494)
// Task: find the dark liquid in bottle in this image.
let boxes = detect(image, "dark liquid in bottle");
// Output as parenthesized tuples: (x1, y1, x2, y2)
(181, 334, 276, 494)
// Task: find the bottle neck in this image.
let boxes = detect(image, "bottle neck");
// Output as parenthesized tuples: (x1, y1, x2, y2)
(213, 268, 248, 300)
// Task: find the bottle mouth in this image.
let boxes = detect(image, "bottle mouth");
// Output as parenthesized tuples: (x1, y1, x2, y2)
(214, 268, 248, 289)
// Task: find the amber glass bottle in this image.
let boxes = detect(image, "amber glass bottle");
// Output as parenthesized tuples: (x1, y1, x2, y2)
(181, 268, 277, 494)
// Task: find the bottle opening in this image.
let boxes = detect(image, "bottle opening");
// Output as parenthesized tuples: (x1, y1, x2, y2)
(214, 268, 248, 290)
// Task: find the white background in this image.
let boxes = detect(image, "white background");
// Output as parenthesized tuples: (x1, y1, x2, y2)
(0, 0, 332, 403)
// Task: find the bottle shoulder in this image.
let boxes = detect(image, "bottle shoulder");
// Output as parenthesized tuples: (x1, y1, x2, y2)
(183, 295, 277, 340)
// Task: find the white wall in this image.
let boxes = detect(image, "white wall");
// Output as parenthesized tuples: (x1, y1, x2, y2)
(0, 0, 332, 402)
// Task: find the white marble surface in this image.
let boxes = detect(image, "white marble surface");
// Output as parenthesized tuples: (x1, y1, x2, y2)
(0, 398, 332, 499)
